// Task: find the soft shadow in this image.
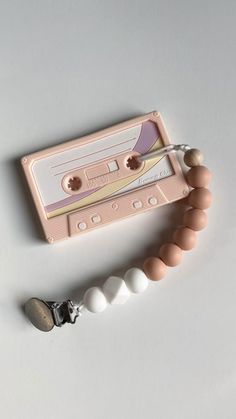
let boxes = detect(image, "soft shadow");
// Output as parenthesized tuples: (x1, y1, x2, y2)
(11, 157, 45, 242)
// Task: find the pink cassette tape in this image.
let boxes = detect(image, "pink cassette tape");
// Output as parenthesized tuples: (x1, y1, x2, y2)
(21, 112, 189, 243)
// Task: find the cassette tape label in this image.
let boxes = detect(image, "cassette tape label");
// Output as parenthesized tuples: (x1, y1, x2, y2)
(22, 112, 189, 242)
(31, 124, 143, 210)
(32, 120, 170, 218)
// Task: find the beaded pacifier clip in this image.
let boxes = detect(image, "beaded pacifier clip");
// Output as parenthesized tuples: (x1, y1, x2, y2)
(24, 128, 212, 332)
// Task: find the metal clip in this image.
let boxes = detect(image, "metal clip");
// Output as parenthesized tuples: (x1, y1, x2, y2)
(25, 298, 84, 332)
(47, 300, 82, 326)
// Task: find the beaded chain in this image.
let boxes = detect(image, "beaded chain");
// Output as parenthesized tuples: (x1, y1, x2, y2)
(25, 147, 212, 331)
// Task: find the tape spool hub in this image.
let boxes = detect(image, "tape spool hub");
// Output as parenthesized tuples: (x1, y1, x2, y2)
(126, 154, 142, 171)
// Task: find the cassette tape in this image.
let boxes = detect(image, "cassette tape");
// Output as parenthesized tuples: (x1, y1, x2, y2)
(21, 112, 189, 243)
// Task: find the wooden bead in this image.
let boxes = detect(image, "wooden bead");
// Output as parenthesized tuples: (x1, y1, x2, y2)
(183, 208, 207, 231)
(159, 243, 182, 267)
(186, 166, 211, 188)
(188, 187, 212, 209)
(143, 257, 167, 281)
(173, 227, 197, 250)
(184, 148, 203, 167)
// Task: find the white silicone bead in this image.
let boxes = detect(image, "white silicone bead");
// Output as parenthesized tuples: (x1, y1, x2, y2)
(83, 287, 107, 313)
(124, 268, 149, 293)
(103, 276, 130, 305)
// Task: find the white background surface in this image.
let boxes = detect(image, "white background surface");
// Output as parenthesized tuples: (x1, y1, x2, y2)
(0, 1, 235, 418)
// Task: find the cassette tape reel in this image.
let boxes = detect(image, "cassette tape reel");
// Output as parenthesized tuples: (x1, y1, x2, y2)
(21, 112, 189, 243)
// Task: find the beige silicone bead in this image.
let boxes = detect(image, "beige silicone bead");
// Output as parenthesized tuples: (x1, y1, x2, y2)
(184, 148, 203, 167)
(159, 243, 182, 267)
(188, 188, 212, 210)
(186, 166, 211, 188)
(183, 208, 207, 231)
(143, 257, 167, 281)
(173, 227, 197, 251)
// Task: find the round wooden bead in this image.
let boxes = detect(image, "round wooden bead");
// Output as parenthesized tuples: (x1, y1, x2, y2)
(183, 208, 207, 231)
(186, 166, 211, 188)
(143, 257, 167, 281)
(184, 148, 203, 167)
(173, 227, 197, 250)
(83, 287, 107, 313)
(159, 243, 182, 267)
(124, 268, 149, 293)
(188, 187, 212, 209)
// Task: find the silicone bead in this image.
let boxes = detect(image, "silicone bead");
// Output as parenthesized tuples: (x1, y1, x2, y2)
(188, 187, 212, 210)
(83, 287, 107, 313)
(184, 148, 203, 167)
(186, 166, 211, 188)
(173, 227, 197, 250)
(183, 208, 207, 231)
(124, 268, 149, 293)
(143, 257, 167, 281)
(159, 243, 182, 267)
(103, 276, 130, 305)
